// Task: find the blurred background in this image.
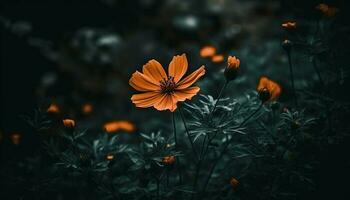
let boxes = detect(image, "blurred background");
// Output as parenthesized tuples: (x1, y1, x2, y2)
(1, 0, 350, 199)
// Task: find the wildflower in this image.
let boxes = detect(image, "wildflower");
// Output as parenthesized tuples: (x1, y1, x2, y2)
(106, 154, 114, 161)
(63, 119, 75, 128)
(200, 45, 216, 58)
(163, 155, 176, 165)
(130, 53, 205, 112)
(316, 3, 338, 17)
(282, 39, 292, 52)
(257, 77, 281, 103)
(224, 56, 240, 81)
(103, 120, 135, 133)
(82, 103, 93, 114)
(212, 54, 224, 63)
(10, 133, 21, 145)
(230, 177, 239, 190)
(47, 103, 60, 113)
(281, 21, 297, 29)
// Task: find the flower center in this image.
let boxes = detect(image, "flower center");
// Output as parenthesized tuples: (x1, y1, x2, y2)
(160, 76, 176, 93)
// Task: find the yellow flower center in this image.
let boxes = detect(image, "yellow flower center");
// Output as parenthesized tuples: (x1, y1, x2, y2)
(160, 76, 176, 93)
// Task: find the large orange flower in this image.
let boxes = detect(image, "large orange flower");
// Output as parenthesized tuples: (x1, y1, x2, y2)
(129, 54, 205, 112)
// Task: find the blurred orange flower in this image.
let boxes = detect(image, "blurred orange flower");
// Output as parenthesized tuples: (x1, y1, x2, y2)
(230, 177, 239, 189)
(104, 120, 135, 133)
(282, 21, 297, 29)
(106, 154, 114, 160)
(63, 119, 75, 128)
(82, 103, 93, 114)
(47, 103, 60, 113)
(257, 77, 281, 103)
(163, 155, 176, 165)
(316, 3, 338, 17)
(200, 45, 216, 58)
(129, 53, 205, 112)
(211, 54, 224, 63)
(10, 133, 21, 145)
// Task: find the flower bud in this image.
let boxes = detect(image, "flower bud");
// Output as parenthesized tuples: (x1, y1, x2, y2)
(258, 88, 271, 103)
(224, 56, 240, 81)
(63, 119, 75, 128)
(163, 155, 176, 165)
(257, 77, 281, 103)
(230, 177, 239, 190)
(282, 39, 292, 52)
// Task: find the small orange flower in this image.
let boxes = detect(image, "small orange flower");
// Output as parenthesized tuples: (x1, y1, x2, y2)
(224, 56, 240, 81)
(106, 154, 114, 161)
(10, 133, 22, 145)
(130, 53, 205, 112)
(230, 177, 239, 189)
(63, 119, 75, 128)
(200, 45, 216, 58)
(163, 155, 176, 165)
(281, 21, 297, 29)
(227, 56, 240, 69)
(257, 77, 281, 103)
(47, 103, 60, 113)
(82, 103, 93, 114)
(316, 3, 338, 17)
(211, 54, 224, 63)
(104, 120, 135, 133)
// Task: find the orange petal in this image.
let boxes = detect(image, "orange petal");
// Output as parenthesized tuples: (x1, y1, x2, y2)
(142, 59, 167, 83)
(129, 71, 161, 92)
(176, 65, 205, 90)
(173, 87, 200, 101)
(168, 53, 188, 83)
(131, 92, 163, 108)
(154, 94, 177, 112)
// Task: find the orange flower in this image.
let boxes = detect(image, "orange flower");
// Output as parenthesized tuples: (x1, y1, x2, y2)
(211, 54, 224, 63)
(63, 119, 75, 128)
(104, 120, 135, 133)
(200, 46, 216, 58)
(316, 3, 338, 17)
(163, 155, 176, 165)
(82, 103, 93, 114)
(106, 154, 114, 161)
(227, 56, 240, 69)
(230, 177, 239, 189)
(47, 103, 60, 113)
(257, 77, 281, 103)
(225, 56, 240, 81)
(10, 133, 21, 145)
(281, 21, 297, 29)
(129, 53, 205, 112)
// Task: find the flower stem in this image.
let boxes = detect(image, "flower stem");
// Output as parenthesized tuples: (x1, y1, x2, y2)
(287, 51, 298, 107)
(172, 112, 183, 184)
(200, 103, 263, 197)
(312, 57, 325, 88)
(191, 135, 208, 200)
(179, 106, 198, 159)
(210, 81, 228, 120)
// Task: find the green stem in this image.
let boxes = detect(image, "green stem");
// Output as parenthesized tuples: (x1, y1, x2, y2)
(287, 51, 298, 107)
(200, 103, 263, 197)
(191, 135, 208, 200)
(172, 112, 183, 184)
(178, 106, 198, 159)
(312, 58, 325, 88)
(209, 81, 228, 120)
